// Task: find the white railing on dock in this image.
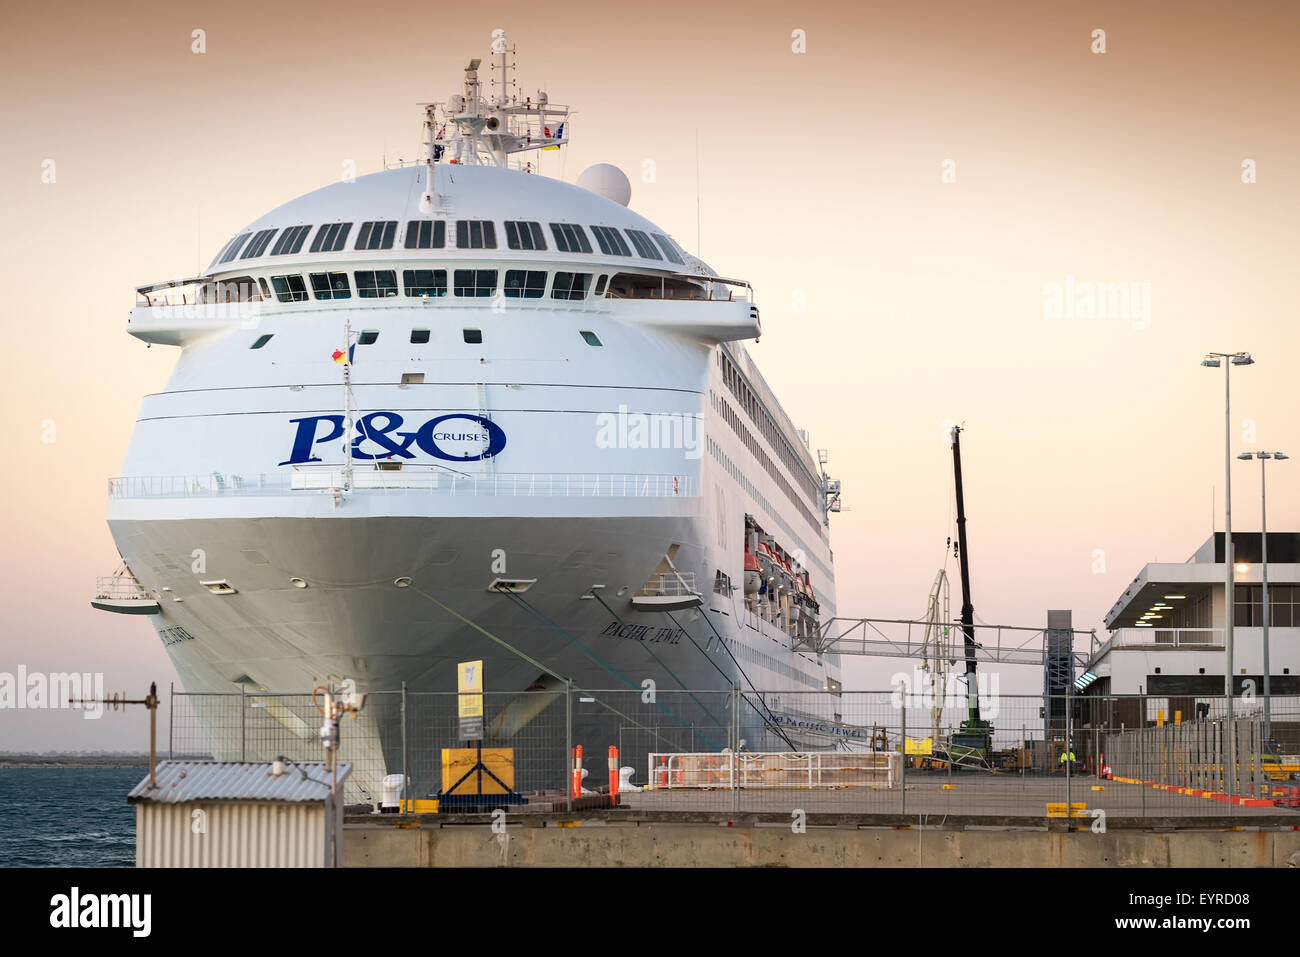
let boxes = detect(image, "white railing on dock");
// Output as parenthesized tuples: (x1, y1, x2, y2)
(647, 751, 900, 791)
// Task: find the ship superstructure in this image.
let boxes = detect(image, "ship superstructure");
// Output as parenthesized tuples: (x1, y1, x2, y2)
(100, 36, 845, 798)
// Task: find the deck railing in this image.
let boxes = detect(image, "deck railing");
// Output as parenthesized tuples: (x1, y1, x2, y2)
(107, 470, 697, 500)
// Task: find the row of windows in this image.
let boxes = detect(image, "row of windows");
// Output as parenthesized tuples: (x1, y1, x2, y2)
(711, 391, 823, 535)
(718, 351, 821, 503)
(262, 268, 610, 303)
(215, 219, 687, 266)
(249, 328, 603, 349)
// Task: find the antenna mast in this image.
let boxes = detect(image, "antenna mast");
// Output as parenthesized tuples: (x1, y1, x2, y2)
(420, 32, 571, 171)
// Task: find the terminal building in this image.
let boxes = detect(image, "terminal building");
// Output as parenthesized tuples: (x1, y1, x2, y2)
(1079, 532, 1300, 736)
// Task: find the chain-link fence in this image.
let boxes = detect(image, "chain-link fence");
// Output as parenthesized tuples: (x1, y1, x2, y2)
(167, 687, 1300, 818)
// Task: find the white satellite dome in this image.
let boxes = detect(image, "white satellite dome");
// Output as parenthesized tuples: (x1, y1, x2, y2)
(576, 163, 631, 207)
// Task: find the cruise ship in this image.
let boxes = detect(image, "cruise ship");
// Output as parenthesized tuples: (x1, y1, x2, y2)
(95, 37, 844, 799)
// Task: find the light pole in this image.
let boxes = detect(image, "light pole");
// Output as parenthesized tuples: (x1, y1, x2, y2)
(1237, 450, 1288, 744)
(1202, 351, 1252, 798)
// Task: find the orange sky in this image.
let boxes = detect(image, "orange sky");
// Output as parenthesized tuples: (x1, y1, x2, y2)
(2, 0, 1298, 748)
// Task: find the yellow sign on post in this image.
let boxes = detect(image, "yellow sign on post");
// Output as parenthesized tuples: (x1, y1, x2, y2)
(457, 659, 484, 739)
(905, 737, 933, 755)
(458, 659, 484, 717)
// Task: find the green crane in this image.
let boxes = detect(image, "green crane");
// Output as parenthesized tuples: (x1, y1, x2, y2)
(949, 426, 994, 764)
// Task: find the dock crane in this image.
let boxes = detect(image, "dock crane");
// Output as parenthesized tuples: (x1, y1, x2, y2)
(948, 426, 995, 764)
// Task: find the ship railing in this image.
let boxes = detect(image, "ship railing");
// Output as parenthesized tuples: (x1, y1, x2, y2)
(107, 470, 697, 499)
(93, 573, 150, 600)
(605, 273, 753, 303)
(635, 572, 697, 598)
(135, 276, 264, 308)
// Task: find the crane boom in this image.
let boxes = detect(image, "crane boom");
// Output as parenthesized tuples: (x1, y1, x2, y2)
(951, 426, 980, 724)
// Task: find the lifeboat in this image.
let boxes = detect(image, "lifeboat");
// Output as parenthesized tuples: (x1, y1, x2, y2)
(743, 549, 761, 597)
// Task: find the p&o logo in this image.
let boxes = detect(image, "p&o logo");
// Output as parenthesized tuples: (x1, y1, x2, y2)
(280, 412, 506, 466)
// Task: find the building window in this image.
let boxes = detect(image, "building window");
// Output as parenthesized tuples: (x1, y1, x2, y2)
(551, 272, 591, 300)
(311, 222, 353, 253)
(251, 334, 273, 349)
(463, 328, 483, 344)
(455, 220, 497, 249)
(653, 233, 686, 265)
(625, 228, 663, 260)
(309, 272, 351, 300)
(271, 275, 308, 302)
(356, 220, 398, 250)
(504, 220, 547, 250)
(271, 225, 312, 256)
(241, 228, 278, 259)
(503, 269, 546, 298)
(403, 269, 447, 297)
(357, 330, 379, 345)
(590, 225, 632, 256)
(579, 330, 602, 347)
(405, 220, 446, 249)
(355, 270, 398, 298)
(410, 329, 431, 344)
(549, 222, 592, 253)
(453, 269, 497, 297)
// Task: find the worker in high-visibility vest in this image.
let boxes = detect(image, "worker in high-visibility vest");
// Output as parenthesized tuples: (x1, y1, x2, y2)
(1059, 748, 1078, 769)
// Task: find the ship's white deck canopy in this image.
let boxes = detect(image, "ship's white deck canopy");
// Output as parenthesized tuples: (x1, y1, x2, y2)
(201, 164, 698, 277)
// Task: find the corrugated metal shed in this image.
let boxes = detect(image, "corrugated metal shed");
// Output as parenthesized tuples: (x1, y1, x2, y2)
(128, 761, 350, 803)
(130, 761, 351, 867)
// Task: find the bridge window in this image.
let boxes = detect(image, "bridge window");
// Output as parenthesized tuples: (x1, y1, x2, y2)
(590, 225, 632, 256)
(356, 220, 398, 250)
(551, 271, 591, 301)
(453, 269, 497, 297)
(251, 334, 274, 349)
(463, 328, 483, 344)
(241, 228, 278, 259)
(311, 222, 352, 253)
(217, 232, 252, 264)
(355, 270, 398, 298)
(405, 220, 446, 249)
(456, 220, 497, 249)
(593, 275, 608, 296)
(271, 275, 308, 302)
(607, 273, 705, 299)
(504, 269, 546, 298)
(358, 330, 379, 345)
(309, 272, 351, 300)
(410, 329, 431, 344)
(505, 220, 547, 250)
(625, 229, 662, 260)
(403, 268, 447, 297)
(652, 233, 686, 265)
(579, 330, 602, 347)
(271, 225, 312, 255)
(549, 222, 592, 254)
